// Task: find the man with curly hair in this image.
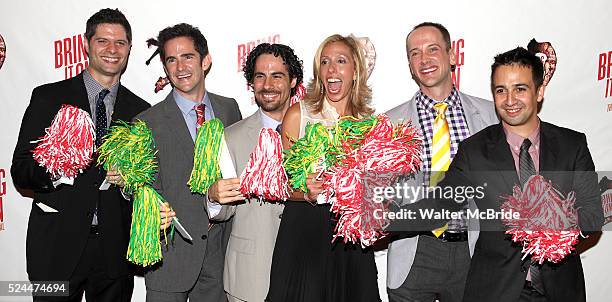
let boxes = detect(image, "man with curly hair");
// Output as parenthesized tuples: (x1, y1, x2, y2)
(208, 43, 303, 302)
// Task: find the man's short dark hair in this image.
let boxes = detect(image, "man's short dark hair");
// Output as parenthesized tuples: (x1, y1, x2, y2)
(157, 23, 208, 63)
(491, 47, 544, 91)
(242, 43, 304, 97)
(408, 22, 452, 51)
(85, 8, 132, 43)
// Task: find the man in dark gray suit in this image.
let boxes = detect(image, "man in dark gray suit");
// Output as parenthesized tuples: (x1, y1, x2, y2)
(385, 22, 497, 302)
(208, 43, 303, 302)
(136, 23, 242, 302)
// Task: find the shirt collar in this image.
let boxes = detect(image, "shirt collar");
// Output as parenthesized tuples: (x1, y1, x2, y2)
(503, 120, 541, 152)
(83, 69, 120, 101)
(173, 89, 211, 115)
(259, 110, 281, 129)
(416, 86, 461, 112)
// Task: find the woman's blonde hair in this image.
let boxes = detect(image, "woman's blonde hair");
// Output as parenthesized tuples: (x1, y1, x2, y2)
(304, 34, 373, 116)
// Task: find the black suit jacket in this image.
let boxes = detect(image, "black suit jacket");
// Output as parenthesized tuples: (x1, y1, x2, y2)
(393, 122, 603, 302)
(11, 73, 150, 281)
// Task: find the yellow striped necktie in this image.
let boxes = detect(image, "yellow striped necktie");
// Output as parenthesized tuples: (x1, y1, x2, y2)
(431, 102, 451, 237)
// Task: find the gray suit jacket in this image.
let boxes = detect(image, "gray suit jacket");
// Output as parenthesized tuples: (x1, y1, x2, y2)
(385, 91, 497, 289)
(136, 91, 242, 293)
(212, 110, 284, 301)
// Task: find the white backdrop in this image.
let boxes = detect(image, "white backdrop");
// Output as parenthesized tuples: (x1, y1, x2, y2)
(1, 1, 611, 301)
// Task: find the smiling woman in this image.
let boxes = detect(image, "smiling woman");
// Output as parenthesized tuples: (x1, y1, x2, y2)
(267, 34, 381, 302)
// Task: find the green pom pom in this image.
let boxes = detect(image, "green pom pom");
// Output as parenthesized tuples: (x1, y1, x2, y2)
(98, 120, 175, 267)
(97, 120, 157, 193)
(283, 123, 339, 192)
(126, 186, 164, 266)
(188, 118, 224, 194)
(334, 116, 377, 149)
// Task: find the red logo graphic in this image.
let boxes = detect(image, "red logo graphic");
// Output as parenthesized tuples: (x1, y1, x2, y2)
(451, 38, 464, 90)
(0, 168, 6, 231)
(597, 50, 612, 111)
(54, 34, 89, 79)
(603, 191, 612, 224)
(356, 37, 376, 79)
(236, 34, 281, 73)
(598, 50, 612, 99)
(528, 39, 557, 87)
(0, 34, 6, 70)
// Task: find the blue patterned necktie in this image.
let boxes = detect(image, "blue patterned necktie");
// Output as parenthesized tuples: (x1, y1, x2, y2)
(95, 89, 110, 148)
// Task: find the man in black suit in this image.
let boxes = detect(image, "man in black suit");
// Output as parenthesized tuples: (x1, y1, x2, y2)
(389, 47, 603, 302)
(11, 8, 149, 302)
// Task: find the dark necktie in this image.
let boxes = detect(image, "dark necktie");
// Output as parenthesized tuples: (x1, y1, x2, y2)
(92, 89, 109, 227)
(519, 138, 544, 295)
(519, 138, 536, 187)
(275, 123, 282, 134)
(95, 89, 110, 148)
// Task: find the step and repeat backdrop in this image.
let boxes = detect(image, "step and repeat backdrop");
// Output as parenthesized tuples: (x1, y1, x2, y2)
(1, 1, 611, 301)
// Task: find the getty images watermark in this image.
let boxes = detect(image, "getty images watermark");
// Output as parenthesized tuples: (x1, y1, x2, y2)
(371, 181, 520, 222)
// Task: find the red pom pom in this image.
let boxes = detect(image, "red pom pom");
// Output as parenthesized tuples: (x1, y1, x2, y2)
(326, 114, 422, 247)
(240, 128, 289, 201)
(501, 175, 582, 263)
(32, 104, 95, 180)
(289, 83, 305, 106)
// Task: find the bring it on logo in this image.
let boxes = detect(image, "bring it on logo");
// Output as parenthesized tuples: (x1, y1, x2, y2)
(451, 38, 464, 90)
(0, 168, 7, 231)
(236, 34, 281, 74)
(597, 49, 612, 111)
(54, 34, 89, 79)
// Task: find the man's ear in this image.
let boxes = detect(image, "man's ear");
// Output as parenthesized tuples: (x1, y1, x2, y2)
(202, 53, 212, 72)
(290, 77, 297, 89)
(537, 84, 545, 103)
(83, 35, 90, 57)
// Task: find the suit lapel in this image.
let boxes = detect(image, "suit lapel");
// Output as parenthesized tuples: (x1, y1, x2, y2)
(209, 92, 228, 126)
(162, 92, 196, 160)
(486, 124, 519, 191)
(110, 85, 131, 123)
(460, 92, 484, 134)
(538, 122, 558, 173)
(245, 109, 263, 142)
(69, 73, 92, 115)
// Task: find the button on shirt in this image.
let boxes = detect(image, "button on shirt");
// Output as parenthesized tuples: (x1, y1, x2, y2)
(83, 70, 119, 225)
(503, 121, 541, 282)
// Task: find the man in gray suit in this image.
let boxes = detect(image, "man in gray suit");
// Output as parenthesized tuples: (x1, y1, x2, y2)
(385, 22, 497, 302)
(136, 23, 242, 302)
(207, 43, 303, 302)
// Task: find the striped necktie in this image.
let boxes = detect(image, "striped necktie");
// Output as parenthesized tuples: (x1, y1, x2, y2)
(195, 103, 205, 133)
(430, 102, 451, 237)
(430, 102, 451, 186)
